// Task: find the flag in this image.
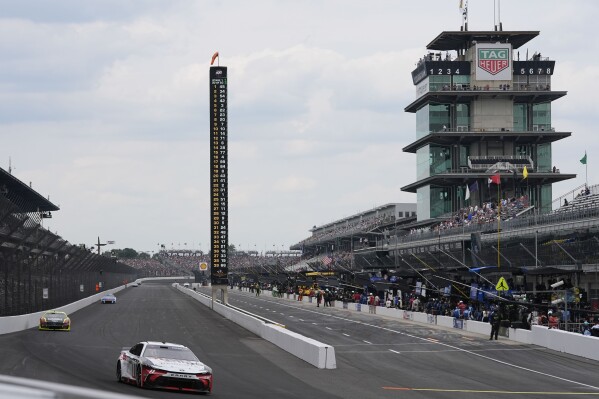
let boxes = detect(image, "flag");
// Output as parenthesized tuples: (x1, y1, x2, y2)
(459, 0, 468, 20)
(465, 184, 470, 200)
(522, 166, 528, 179)
(210, 51, 219, 66)
(581, 152, 587, 165)
(488, 174, 501, 186)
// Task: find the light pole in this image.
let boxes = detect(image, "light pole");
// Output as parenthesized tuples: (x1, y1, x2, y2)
(94, 237, 114, 255)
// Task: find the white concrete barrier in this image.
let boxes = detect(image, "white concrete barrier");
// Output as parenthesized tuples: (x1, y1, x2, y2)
(175, 285, 336, 369)
(508, 326, 533, 344)
(262, 324, 336, 369)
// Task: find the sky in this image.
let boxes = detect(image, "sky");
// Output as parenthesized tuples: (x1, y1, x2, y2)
(1, 0, 598, 255)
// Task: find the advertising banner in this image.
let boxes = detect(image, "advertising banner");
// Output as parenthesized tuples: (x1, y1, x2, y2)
(475, 43, 512, 81)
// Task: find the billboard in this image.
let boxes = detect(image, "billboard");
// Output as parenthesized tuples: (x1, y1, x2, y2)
(475, 43, 512, 81)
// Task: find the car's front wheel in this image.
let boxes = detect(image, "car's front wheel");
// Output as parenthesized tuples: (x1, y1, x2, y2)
(116, 362, 122, 383)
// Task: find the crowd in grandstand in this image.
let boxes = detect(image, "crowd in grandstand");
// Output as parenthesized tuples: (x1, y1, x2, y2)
(410, 195, 529, 235)
(228, 252, 300, 271)
(120, 258, 180, 277)
(296, 214, 394, 247)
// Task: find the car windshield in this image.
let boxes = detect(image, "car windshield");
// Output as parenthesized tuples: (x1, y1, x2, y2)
(143, 345, 198, 361)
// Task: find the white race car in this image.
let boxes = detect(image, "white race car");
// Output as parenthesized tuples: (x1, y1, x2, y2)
(116, 341, 212, 394)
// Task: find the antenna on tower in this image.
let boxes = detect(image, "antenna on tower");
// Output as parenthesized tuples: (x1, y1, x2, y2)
(460, 0, 469, 31)
(494, 0, 503, 31)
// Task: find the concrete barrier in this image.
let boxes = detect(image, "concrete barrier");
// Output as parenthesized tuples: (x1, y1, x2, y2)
(175, 285, 336, 369)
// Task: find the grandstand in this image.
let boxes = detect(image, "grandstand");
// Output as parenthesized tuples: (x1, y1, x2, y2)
(0, 167, 139, 316)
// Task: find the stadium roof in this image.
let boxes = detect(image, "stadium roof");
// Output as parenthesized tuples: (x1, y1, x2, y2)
(426, 30, 539, 51)
(0, 167, 59, 212)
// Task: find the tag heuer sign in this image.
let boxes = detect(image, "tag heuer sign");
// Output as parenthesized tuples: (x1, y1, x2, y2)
(475, 43, 512, 80)
(478, 49, 509, 74)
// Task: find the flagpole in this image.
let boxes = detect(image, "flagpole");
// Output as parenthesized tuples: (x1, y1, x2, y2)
(497, 183, 501, 269)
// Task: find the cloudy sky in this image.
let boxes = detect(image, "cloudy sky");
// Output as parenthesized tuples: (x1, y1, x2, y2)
(2, 0, 598, 254)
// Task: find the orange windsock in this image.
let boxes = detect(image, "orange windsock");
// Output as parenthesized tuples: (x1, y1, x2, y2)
(211, 52, 219, 65)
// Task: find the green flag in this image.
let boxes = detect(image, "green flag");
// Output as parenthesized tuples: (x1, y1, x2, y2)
(580, 152, 587, 165)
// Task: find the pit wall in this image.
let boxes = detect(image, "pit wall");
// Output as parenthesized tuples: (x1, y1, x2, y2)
(256, 288, 599, 362)
(175, 284, 336, 369)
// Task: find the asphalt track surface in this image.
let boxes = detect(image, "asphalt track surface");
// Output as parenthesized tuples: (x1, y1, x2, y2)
(1, 281, 598, 399)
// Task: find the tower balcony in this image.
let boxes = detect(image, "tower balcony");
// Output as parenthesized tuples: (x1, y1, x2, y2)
(403, 130, 571, 153)
(467, 155, 533, 171)
(405, 88, 567, 113)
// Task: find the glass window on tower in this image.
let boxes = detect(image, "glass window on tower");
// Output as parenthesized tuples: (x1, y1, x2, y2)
(452, 75, 470, 90)
(513, 104, 527, 131)
(429, 75, 451, 92)
(417, 186, 431, 221)
(430, 145, 451, 175)
(430, 187, 452, 218)
(459, 145, 470, 167)
(540, 184, 552, 214)
(455, 103, 470, 131)
(417, 145, 430, 180)
(532, 103, 551, 131)
(513, 75, 527, 90)
(429, 104, 450, 133)
(516, 144, 531, 157)
(416, 106, 431, 140)
(537, 143, 552, 172)
(529, 75, 551, 91)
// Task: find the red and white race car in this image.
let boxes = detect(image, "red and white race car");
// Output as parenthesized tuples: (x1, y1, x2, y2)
(116, 341, 212, 394)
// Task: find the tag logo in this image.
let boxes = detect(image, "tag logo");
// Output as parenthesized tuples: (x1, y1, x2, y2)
(478, 48, 509, 75)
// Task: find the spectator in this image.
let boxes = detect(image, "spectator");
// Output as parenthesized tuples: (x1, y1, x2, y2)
(581, 320, 592, 336)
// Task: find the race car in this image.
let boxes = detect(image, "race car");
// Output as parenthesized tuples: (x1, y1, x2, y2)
(116, 341, 212, 394)
(39, 310, 71, 331)
(101, 293, 117, 304)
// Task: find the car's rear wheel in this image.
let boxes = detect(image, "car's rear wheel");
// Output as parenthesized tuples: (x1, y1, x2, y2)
(116, 362, 122, 383)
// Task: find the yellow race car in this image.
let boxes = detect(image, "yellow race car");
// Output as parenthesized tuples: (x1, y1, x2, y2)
(39, 310, 71, 331)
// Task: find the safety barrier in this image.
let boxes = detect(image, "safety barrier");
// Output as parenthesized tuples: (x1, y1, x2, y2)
(175, 284, 336, 369)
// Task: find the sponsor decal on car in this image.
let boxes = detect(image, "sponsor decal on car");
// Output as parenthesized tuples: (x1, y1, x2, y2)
(166, 373, 195, 379)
